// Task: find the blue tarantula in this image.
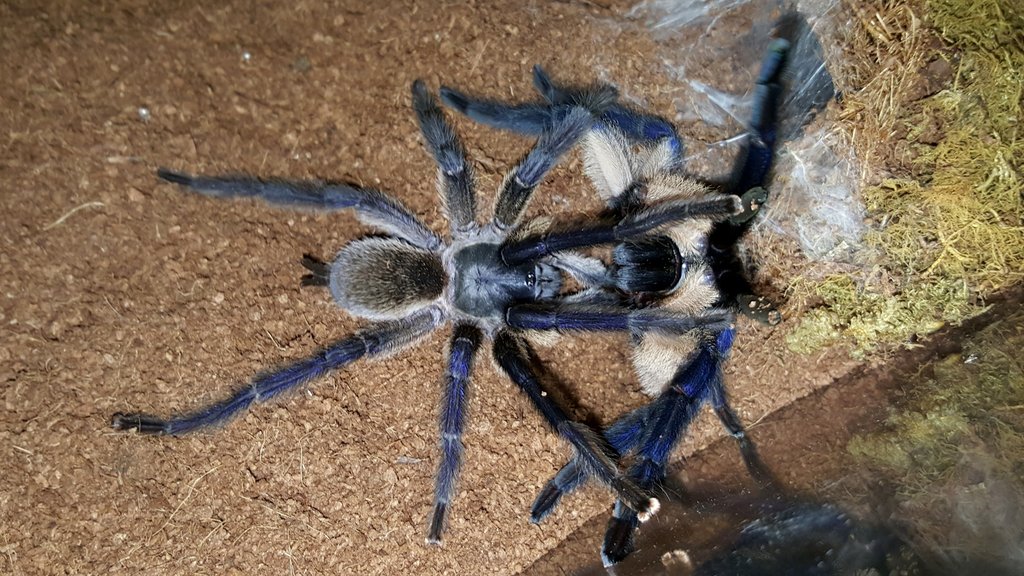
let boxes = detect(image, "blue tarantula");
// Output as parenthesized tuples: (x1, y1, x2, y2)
(110, 80, 753, 544)
(438, 38, 789, 565)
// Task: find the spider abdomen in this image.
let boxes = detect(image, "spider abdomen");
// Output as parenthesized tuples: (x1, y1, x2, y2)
(329, 237, 446, 321)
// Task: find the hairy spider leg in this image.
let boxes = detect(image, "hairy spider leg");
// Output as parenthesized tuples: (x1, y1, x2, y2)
(412, 80, 476, 235)
(492, 331, 659, 521)
(731, 38, 789, 196)
(506, 302, 733, 336)
(527, 329, 761, 508)
(155, 168, 442, 252)
(440, 66, 684, 162)
(529, 328, 773, 565)
(435, 90, 555, 136)
(491, 106, 595, 229)
(708, 38, 790, 314)
(601, 336, 725, 565)
(501, 195, 740, 264)
(535, 65, 684, 164)
(111, 309, 440, 435)
(530, 400, 654, 523)
(707, 368, 777, 488)
(426, 324, 483, 545)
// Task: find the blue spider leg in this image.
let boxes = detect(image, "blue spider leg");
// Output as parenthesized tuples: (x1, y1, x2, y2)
(156, 169, 442, 252)
(530, 402, 654, 523)
(492, 331, 659, 521)
(426, 324, 483, 545)
(411, 81, 476, 235)
(506, 303, 733, 336)
(111, 308, 440, 435)
(599, 106, 684, 163)
(530, 64, 563, 105)
(440, 68, 617, 136)
(491, 106, 594, 229)
(602, 341, 722, 566)
(532, 65, 684, 163)
(707, 40, 789, 316)
(438, 87, 553, 136)
(729, 38, 789, 198)
(501, 195, 740, 265)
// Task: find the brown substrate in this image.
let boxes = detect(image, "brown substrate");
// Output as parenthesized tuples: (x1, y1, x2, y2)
(4, 1, 882, 574)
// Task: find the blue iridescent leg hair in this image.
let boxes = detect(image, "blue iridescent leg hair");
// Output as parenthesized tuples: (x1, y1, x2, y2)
(155, 169, 442, 252)
(731, 38, 789, 196)
(530, 401, 653, 523)
(111, 309, 440, 435)
(491, 106, 595, 229)
(708, 38, 790, 315)
(492, 331, 659, 521)
(411, 80, 476, 234)
(601, 331, 730, 565)
(426, 324, 483, 545)
(441, 65, 684, 162)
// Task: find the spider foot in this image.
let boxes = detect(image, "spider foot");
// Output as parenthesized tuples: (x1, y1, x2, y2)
(530, 481, 565, 524)
(425, 502, 447, 546)
(611, 477, 660, 522)
(155, 168, 193, 187)
(727, 187, 768, 226)
(602, 506, 640, 567)
(110, 412, 168, 435)
(736, 293, 781, 326)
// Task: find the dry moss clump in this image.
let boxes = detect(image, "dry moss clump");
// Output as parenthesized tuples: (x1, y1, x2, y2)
(785, 0, 1023, 355)
(785, 275, 973, 356)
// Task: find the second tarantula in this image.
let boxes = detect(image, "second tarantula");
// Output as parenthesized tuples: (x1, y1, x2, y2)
(440, 38, 790, 565)
(111, 80, 744, 545)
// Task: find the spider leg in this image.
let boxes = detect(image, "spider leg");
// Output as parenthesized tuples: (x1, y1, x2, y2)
(491, 106, 594, 229)
(443, 67, 683, 166)
(501, 195, 740, 264)
(601, 341, 722, 566)
(156, 169, 442, 252)
(426, 324, 483, 545)
(532, 65, 684, 162)
(411, 81, 476, 235)
(708, 39, 790, 318)
(438, 87, 554, 136)
(731, 38, 789, 197)
(439, 68, 617, 137)
(708, 368, 777, 489)
(111, 308, 440, 435)
(493, 331, 659, 521)
(506, 302, 733, 336)
(531, 402, 653, 523)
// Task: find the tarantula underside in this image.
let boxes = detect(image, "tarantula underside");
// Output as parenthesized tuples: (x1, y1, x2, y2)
(110, 79, 746, 546)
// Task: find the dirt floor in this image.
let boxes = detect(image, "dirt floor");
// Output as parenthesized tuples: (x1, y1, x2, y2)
(2, 1, 867, 574)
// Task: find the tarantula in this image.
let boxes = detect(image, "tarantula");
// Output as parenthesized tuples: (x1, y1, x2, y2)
(110, 79, 748, 545)
(437, 38, 790, 565)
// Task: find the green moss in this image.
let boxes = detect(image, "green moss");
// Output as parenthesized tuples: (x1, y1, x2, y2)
(786, 274, 975, 355)
(788, 0, 1023, 355)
